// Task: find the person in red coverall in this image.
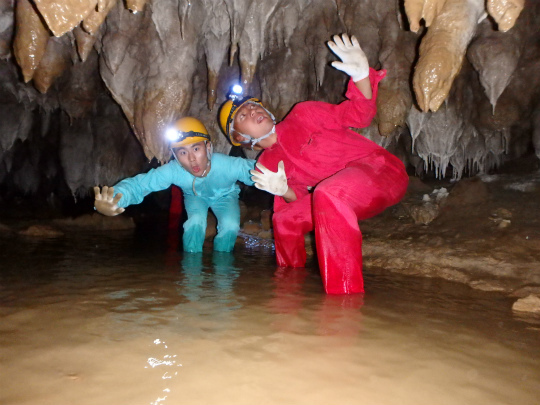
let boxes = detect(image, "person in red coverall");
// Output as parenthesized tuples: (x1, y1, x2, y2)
(219, 34, 408, 294)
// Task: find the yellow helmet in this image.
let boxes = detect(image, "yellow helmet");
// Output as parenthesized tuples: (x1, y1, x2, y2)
(219, 96, 263, 146)
(166, 117, 211, 149)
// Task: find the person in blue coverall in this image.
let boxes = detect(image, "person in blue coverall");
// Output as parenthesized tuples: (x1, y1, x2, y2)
(93, 117, 255, 252)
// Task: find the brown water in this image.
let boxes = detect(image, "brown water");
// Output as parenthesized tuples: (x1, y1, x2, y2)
(1, 229, 539, 405)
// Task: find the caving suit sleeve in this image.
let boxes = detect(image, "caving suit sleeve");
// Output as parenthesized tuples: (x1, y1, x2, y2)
(112, 162, 181, 208)
(325, 67, 386, 130)
(231, 157, 256, 186)
(256, 68, 387, 203)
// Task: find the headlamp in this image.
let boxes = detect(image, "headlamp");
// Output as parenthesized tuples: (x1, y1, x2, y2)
(166, 128, 181, 142)
(166, 128, 211, 146)
(229, 84, 244, 101)
(232, 84, 243, 95)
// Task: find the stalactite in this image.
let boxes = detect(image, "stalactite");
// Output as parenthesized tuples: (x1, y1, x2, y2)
(0, 103, 33, 152)
(73, 26, 99, 62)
(238, 0, 282, 89)
(406, 0, 524, 113)
(33, 35, 72, 94)
(414, 103, 465, 178)
(474, 90, 521, 139)
(125, 0, 147, 14)
(100, 2, 133, 75)
(0, 0, 538, 196)
(58, 50, 101, 120)
(404, 0, 447, 33)
(406, 106, 430, 151)
(259, 1, 340, 120)
(340, 0, 385, 66)
(82, 0, 116, 35)
(412, 63, 478, 179)
(377, 10, 416, 136)
(487, 0, 524, 31)
(467, 20, 521, 112)
(202, 0, 230, 110)
(98, 0, 200, 162)
(412, 0, 485, 112)
(60, 94, 145, 196)
(0, 0, 14, 59)
(13, 159, 40, 194)
(13, 0, 50, 83)
(356, 124, 397, 151)
(32, 0, 97, 37)
(223, 0, 254, 65)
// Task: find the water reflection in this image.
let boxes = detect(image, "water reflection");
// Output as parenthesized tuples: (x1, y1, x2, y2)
(267, 266, 364, 340)
(1, 232, 540, 405)
(315, 294, 364, 339)
(179, 253, 206, 302)
(178, 252, 239, 303)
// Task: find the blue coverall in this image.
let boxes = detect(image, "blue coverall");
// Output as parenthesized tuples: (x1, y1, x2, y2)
(113, 153, 255, 252)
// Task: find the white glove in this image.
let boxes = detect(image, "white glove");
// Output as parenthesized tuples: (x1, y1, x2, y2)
(327, 33, 369, 82)
(250, 161, 288, 196)
(94, 186, 125, 216)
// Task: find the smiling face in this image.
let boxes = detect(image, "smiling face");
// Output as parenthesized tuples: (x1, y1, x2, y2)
(173, 141, 211, 177)
(232, 102, 276, 149)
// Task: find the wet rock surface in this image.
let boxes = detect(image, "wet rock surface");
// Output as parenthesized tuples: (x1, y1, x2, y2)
(18, 224, 64, 238)
(360, 156, 540, 312)
(512, 295, 540, 314)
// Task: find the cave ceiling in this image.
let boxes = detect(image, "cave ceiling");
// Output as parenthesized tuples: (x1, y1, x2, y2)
(0, 0, 539, 197)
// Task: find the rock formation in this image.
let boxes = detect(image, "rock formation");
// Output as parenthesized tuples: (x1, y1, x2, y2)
(0, 0, 539, 202)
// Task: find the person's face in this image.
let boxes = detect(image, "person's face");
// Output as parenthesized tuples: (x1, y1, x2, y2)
(173, 141, 210, 177)
(233, 102, 274, 143)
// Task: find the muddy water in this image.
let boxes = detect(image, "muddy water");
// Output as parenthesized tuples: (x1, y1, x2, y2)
(1, 230, 539, 405)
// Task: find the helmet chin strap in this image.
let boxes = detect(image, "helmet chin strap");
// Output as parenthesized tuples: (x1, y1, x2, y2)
(236, 125, 276, 149)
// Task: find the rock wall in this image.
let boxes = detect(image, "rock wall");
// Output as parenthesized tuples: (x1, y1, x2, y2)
(0, 0, 539, 200)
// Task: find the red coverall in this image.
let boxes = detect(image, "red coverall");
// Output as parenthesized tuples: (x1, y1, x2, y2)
(257, 68, 408, 294)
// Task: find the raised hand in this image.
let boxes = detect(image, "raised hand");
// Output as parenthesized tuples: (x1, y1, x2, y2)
(94, 186, 125, 216)
(327, 33, 369, 82)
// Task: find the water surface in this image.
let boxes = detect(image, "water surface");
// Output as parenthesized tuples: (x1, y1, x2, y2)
(1, 230, 539, 405)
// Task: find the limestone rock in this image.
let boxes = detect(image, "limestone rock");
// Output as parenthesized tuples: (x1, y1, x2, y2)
(0, 222, 12, 233)
(1, 0, 539, 197)
(53, 213, 135, 230)
(487, 0, 524, 32)
(407, 201, 439, 225)
(446, 177, 490, 206)
(242, 220, 262, 236)
(13, 0, 50, 83)
(19, 224, 64, 238)
(412, 0, 485, 112)
(33, 0, 97, 37)
(512, 294, 540, 314)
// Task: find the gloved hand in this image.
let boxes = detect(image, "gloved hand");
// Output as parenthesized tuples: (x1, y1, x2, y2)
(250, 161, 288, 196)
(94, 186, 125, 216)
(327, 33, 369, 82)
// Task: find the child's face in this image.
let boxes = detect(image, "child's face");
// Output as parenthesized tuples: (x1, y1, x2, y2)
(233, 103, 274, 142)
(173, 141, 211, 177)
